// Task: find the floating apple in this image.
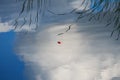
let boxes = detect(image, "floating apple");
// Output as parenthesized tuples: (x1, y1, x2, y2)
(57, 41, 61, 44)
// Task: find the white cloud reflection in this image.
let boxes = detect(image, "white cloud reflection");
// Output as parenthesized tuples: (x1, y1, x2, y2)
(16, 18, 120, 80)
(0, 22, 13, 32)
(9, 0, 120, 80)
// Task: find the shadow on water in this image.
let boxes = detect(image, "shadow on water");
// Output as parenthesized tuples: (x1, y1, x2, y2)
(112, 77, 120, 80)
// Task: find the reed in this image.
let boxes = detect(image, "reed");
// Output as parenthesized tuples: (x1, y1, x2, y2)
(14, 0, 120, 39)
(80, 0, 120, 40)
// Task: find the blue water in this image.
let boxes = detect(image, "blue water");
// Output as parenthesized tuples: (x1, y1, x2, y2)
(0, 31, 26, 80)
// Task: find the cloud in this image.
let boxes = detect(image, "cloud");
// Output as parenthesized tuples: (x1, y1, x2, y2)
(0, 22, 13, 32)
(70, 0, 90, 11)
(0, 0, 27, 32)
(16, 17, 120, 80)
(0, 0, 88, 33)
(14, 0, 120, 80)
(0, 21, 36, 32)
